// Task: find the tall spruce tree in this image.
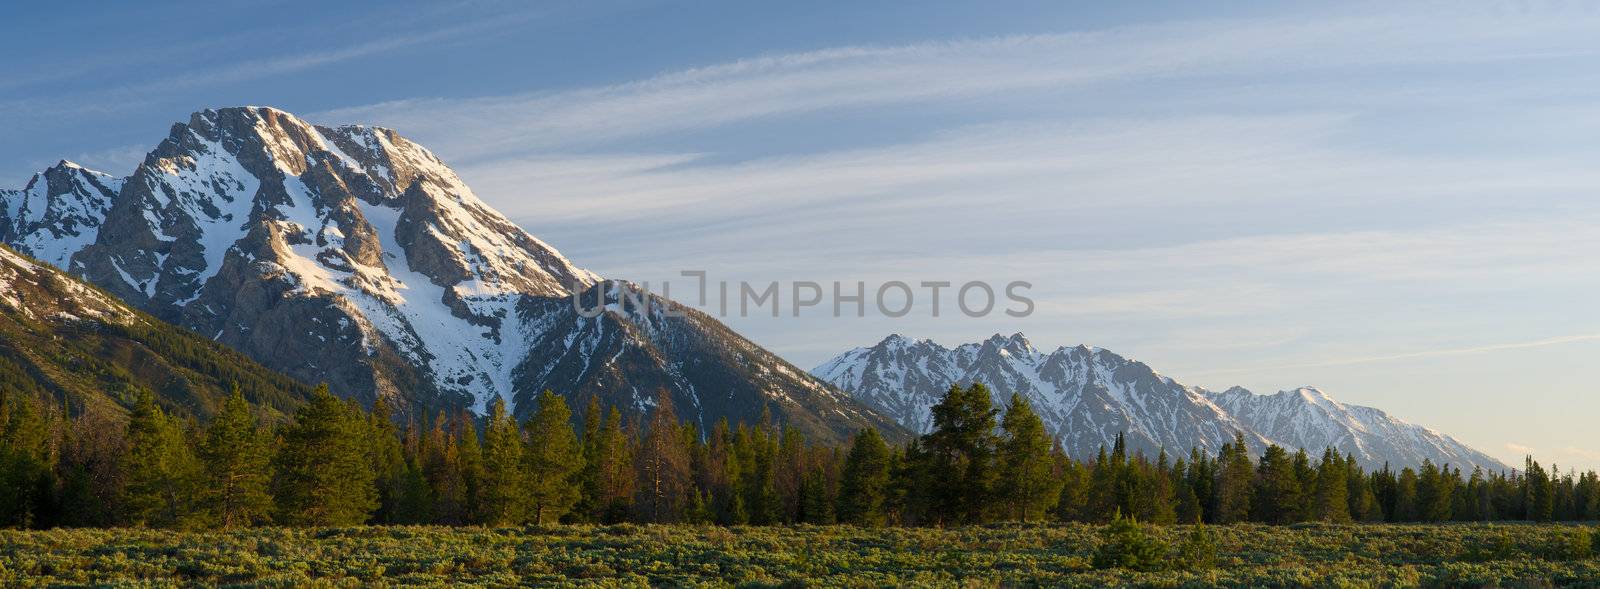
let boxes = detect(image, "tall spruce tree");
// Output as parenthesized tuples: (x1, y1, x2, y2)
(523, 390, 584, 525)
(0, 391, 52, 528)
(199, 386, 273, 528)
(1214, 433, 1255, 524)
(1525, 457, 1554, 522)
(366, 397, 408, 524)
(478, 397, 529, 525)
(1251, 445, 1304, 524)
(997, 394, 1062, 521)
(837, 427, 890, 526)
(271, 385, 377, 526)
(922, 383, 999, 525)
(1310, 448, 1351, 523)
(122, 389, 202, 528)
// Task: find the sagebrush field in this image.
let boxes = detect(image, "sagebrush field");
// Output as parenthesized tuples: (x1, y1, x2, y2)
(4, 522, 1599, 587)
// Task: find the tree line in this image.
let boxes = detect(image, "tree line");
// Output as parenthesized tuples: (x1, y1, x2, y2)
(0, 382, 1592, 529)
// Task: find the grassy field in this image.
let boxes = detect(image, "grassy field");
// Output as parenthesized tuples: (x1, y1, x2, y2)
(3, 523, 1600, 587)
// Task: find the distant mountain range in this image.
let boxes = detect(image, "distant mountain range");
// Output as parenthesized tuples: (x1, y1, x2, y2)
(815, 333, 1506, 471)
(0, 106, 900, 444)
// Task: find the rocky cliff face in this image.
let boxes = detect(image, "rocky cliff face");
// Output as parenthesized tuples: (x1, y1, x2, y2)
(1, 107, 898, 443)
(816, 333, 1505, 471)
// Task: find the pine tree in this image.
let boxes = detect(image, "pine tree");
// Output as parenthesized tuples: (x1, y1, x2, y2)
(523, 390, 584, 525)
(422, 414, 465, 523)
(922, 383, 998, 525)
(478, 397, 529, 525)
(1052, 445, 1089, 522)
(997, 394, 1061, 521)
(0, 391, 53, 528)
(198, 386, 273, 528)
(837, 428, 890, 526)
(1214, 433, 1255, 524)
(637, 390, 690, 522)
(366, 397, 408, 524)
(1394, 467, 1420, 522)
(1416, 459, 1453, 522)
(1251, 445, 1303, 524)
(454, 411, 485, 522)
(272, 384, 378, 526)
(1525, 457, 1554, 522)
(1086, 445, 1119, 523)
(775, 427, 807, 523)
(122, 389, 202, 528)
(1311, 448, 1351, 523)
(577, 395, 606, 522)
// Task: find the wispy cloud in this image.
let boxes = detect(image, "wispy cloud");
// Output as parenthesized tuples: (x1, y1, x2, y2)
(315, 10, 1600, 162)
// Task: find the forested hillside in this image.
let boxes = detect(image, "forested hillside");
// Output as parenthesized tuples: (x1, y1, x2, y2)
(0, 244, 312, 421)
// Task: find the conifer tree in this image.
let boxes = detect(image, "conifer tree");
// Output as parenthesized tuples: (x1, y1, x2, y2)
(198, 386, 273, 528)
(837, 427, 890, 526)
(422, 414, 466, 523)
(1416, 459, 1453, 522)
(1053, 448, 1090, 522)
(1525, 457, 1554, 522)
(454, 411, 485, 522)
(637, 390, 691, 522)
(366, 397, 408, 524)
(775, 427, 807, 523)
(1394, 467, 1420, 522)
(272, 385, 378, 526)
(578, 395, 605, 521)
(1214, 433, 1255, 523)
(0, 391, 52, 528)
(523, 390, 583, 525)
(478, 397, 529, 525)
(1086, 445, 1119, 522)
(997, 394, 1061, 521)
(1251, 445, 1304, 524)
(122, 389, 202, 528)
(1136, 451, 1177, 524)
(1311, 448, 1351, 523)
(922, 383, 998, 525)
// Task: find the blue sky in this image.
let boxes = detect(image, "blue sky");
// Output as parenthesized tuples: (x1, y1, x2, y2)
(5, 1, 1600, 469)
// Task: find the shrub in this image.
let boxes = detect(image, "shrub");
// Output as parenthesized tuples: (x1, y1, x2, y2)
(1092, 510, 1168, 572)
(1175, 524, 1218, 571)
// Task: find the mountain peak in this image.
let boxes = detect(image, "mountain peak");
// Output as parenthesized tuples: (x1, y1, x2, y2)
(2, 106, 899, 445)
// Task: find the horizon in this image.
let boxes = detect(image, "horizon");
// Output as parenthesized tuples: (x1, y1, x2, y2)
(5, 1, 1598, 471)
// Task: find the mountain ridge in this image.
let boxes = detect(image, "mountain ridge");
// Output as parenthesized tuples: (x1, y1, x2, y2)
(815, 332, 1507, 471)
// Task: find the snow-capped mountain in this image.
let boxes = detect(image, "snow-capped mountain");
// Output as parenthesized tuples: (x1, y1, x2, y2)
(1205, 386, 1502, 472)
(0, 161, 123, 270)
(816, 333, 1505, 471)
(0, 106, 898, 443)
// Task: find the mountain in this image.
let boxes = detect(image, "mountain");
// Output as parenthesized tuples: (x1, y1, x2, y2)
(815, 333, 1505, 471)
(0, 243, 311, 420)
(0, 106, 897, 444)
(1205, 386, 1502, 473)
